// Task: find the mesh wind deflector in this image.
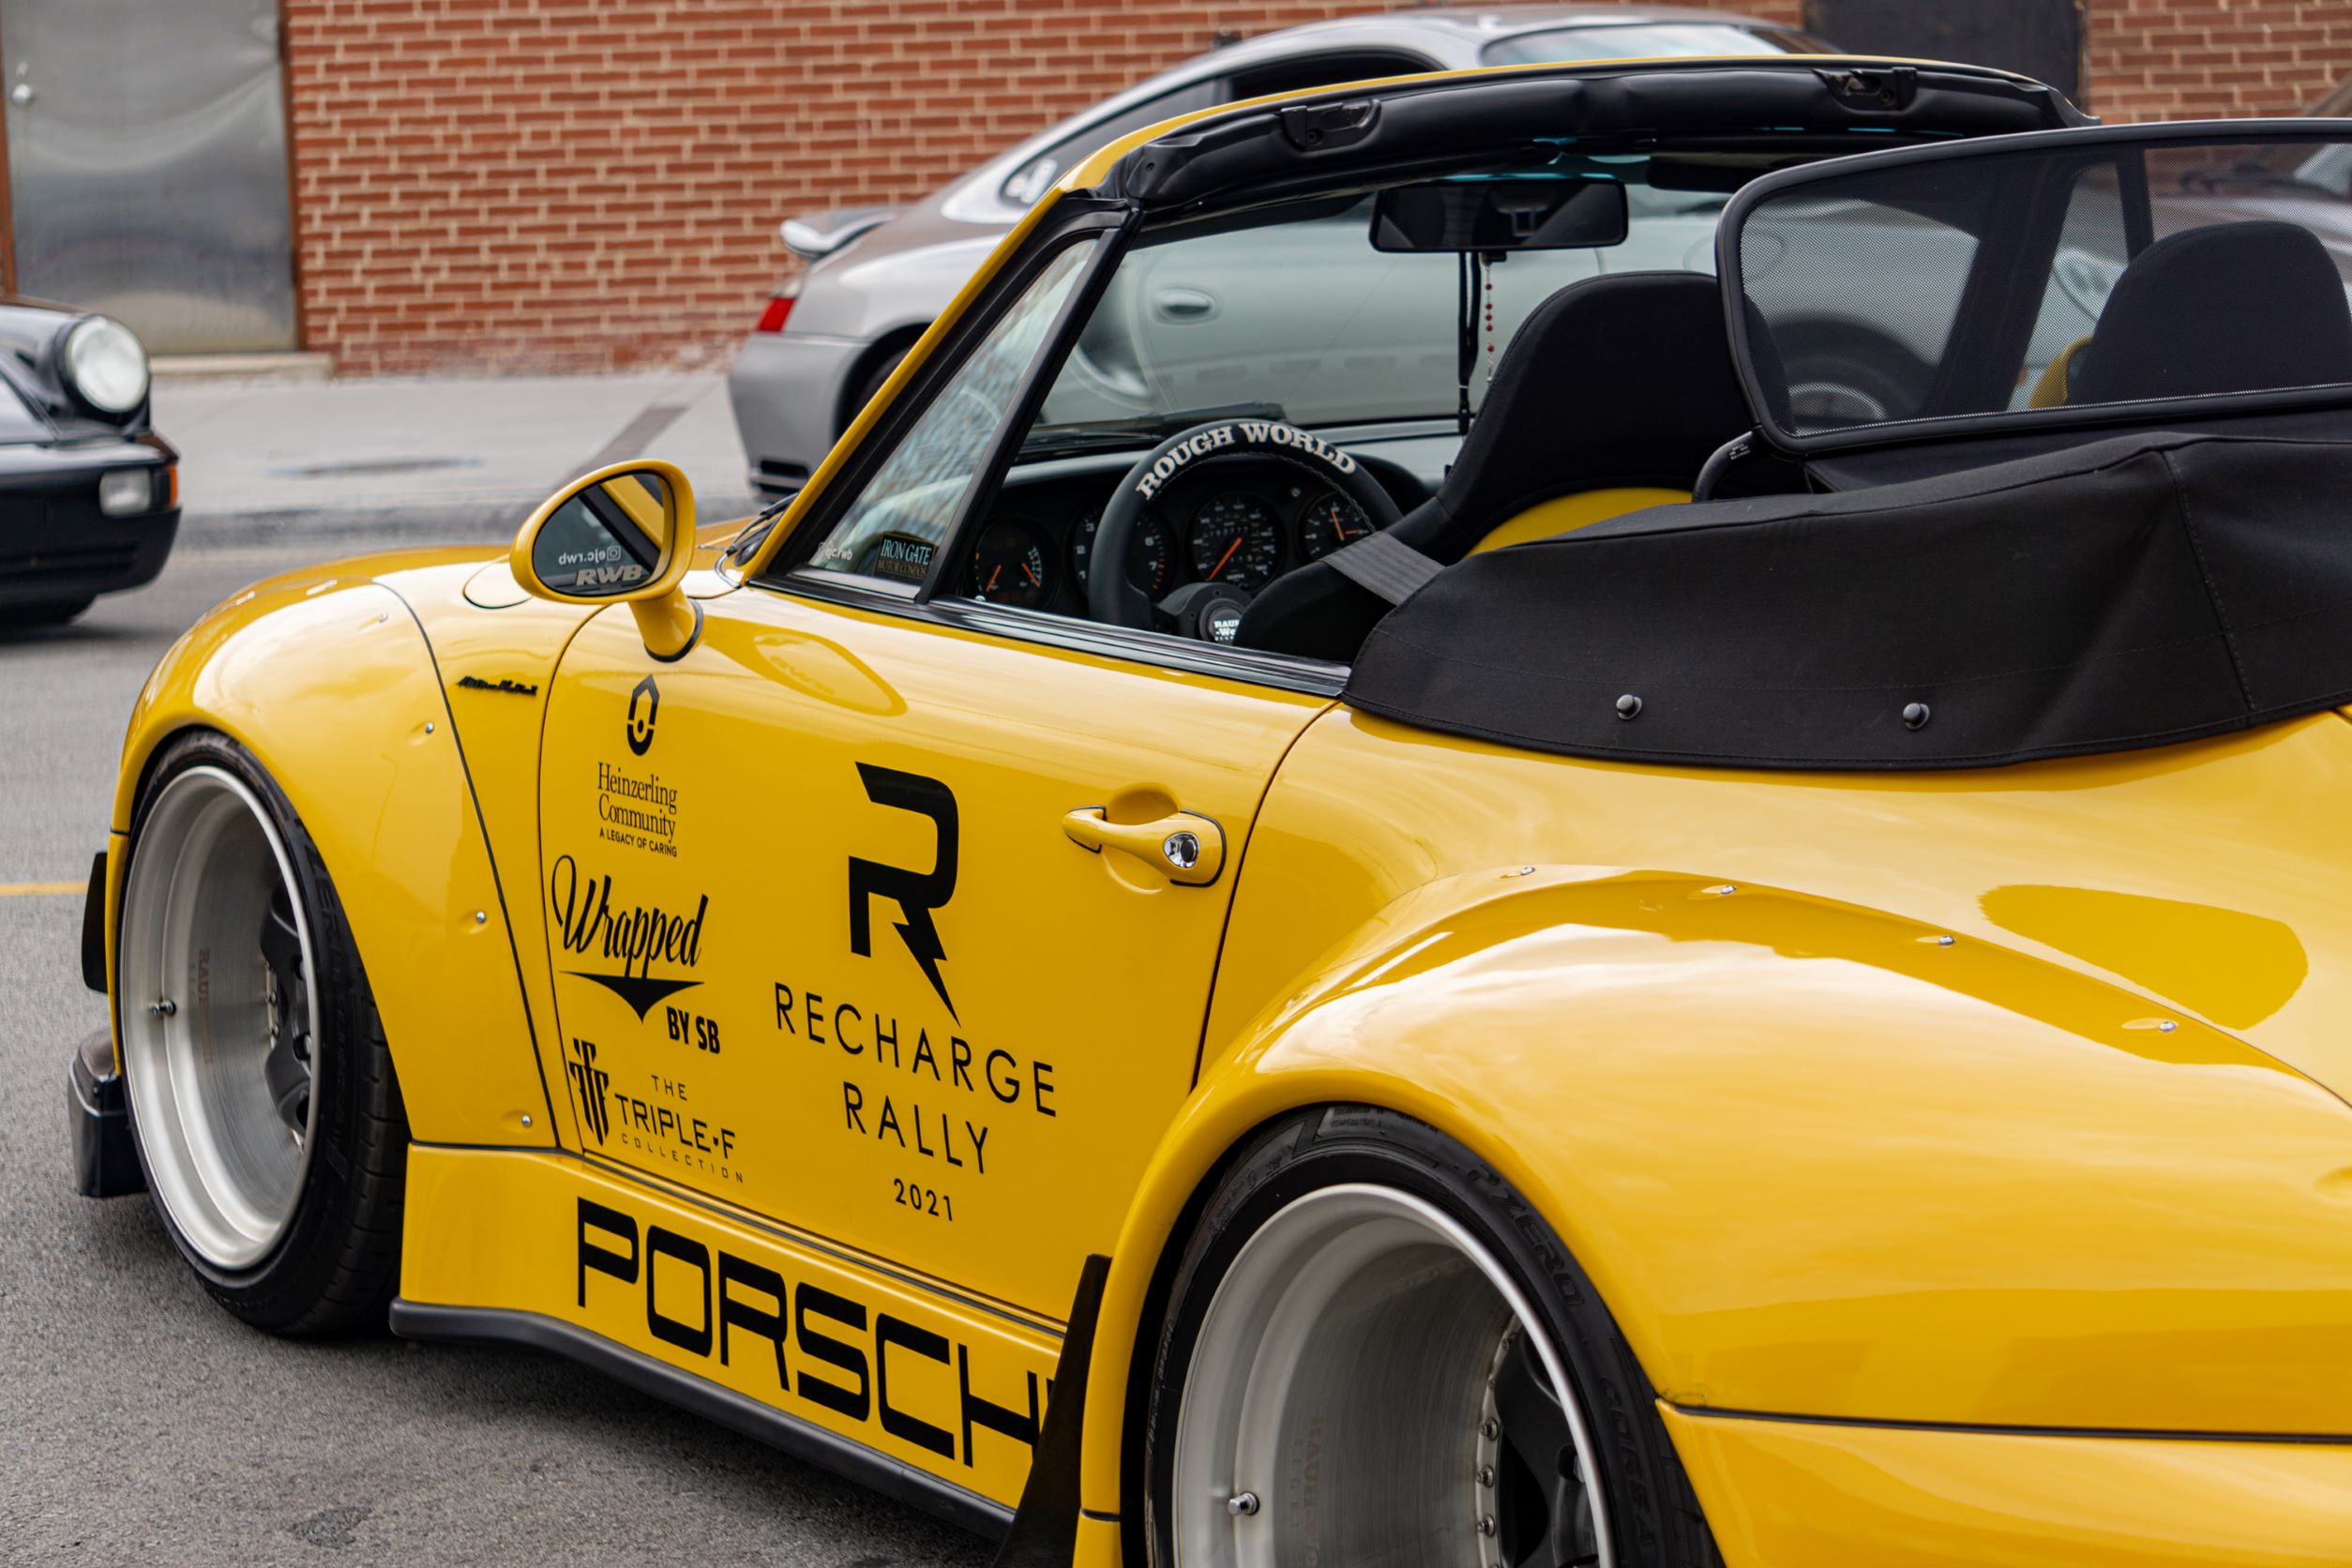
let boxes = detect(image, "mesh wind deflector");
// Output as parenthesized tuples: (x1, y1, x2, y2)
(1724, 125, 2352, 447)
(1344, 432, 2352, 770)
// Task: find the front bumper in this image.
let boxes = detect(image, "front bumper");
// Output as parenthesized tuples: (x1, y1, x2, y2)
(726, 329, 867, 498)
(0, 436, 178, 610)
(68, 1026, 142, 1199)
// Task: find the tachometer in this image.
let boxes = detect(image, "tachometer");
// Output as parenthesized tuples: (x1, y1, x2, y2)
(1190, 492, 1282, 590)
(968, 519, 1053, 608)
(1071, 506, 1174, 596)
(1299, 492, 1375, 559)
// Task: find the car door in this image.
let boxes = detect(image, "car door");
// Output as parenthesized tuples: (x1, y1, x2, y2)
(535, 229, 1332, 1324)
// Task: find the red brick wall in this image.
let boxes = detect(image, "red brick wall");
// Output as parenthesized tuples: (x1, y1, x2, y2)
(2085, 0, 2352, 122)
(279, 0, 1802, 374)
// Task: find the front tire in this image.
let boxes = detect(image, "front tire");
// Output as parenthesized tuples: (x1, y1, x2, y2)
(10, 596, 93, 627)
(115, 731, 408, 1334)
(1142, 1107, 1720, 1568)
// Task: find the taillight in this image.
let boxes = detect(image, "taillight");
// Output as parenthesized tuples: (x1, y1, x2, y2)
(754, 294, 794, 333)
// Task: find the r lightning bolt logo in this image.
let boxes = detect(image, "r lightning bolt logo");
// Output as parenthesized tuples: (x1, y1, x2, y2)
(848, 764, 959, 1018)
(565, 1038, 611, 1144)
(549, 853, 707, 1019)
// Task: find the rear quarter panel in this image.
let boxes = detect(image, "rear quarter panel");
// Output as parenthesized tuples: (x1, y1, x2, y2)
(1078, 706, 2352, 1521)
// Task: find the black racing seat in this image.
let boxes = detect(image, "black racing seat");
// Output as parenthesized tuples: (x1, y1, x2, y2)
(2070, 219, 2352, 406)
(1236, 270, 1756, 661)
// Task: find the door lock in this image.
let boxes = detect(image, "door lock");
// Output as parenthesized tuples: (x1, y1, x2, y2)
(1063, 807, 1224, 886)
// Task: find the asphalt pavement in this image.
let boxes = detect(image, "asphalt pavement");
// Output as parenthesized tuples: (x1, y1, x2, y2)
(0, 374, 991, 1565)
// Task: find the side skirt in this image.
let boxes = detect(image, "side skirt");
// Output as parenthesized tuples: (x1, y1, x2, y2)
(391, 1298, 1015, 1540)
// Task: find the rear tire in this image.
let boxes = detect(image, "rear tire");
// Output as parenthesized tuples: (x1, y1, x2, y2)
(115, 731, 408, 1334)
(1141, 1106, 1721, 1568)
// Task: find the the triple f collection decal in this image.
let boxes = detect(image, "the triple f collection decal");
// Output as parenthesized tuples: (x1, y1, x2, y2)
(550, 853, 706, 1019)
(848, 763, 959, 1018)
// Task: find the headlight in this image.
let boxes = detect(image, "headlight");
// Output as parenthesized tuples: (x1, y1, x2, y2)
(62, 316, 149, 415)
(98, 469, 153, 516)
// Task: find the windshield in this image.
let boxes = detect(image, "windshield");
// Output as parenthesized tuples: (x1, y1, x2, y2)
(1731, 130, 2352, 441)
(1482, 23, 1832, 66)
(1029, 159, 1742, 439)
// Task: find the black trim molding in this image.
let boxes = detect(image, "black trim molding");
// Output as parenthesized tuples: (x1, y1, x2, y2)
(389, 1300, 1016, 1540)
(1670, 1402, 2352, 1447)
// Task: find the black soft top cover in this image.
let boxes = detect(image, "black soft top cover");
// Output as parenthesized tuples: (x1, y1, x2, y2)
(1344, 432, 2352, 770)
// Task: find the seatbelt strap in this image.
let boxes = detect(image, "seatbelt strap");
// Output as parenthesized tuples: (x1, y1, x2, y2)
(1322, 530, 1443, 605)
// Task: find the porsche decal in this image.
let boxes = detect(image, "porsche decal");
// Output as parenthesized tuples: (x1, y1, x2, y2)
(848, 764, 958, 1018)
(574, 1198, 1045, 1469)
(550, 853, 707, 1018)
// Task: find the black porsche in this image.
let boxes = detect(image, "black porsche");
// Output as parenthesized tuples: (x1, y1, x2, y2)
(0, 304, 176, 626)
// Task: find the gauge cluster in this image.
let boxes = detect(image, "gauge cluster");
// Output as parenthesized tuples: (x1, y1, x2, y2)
(961, 458, 1396, 616)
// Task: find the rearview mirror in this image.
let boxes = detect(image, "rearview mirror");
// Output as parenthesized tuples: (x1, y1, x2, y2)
(1371, 176, 1629, 252)
(512, 460, 701, 659)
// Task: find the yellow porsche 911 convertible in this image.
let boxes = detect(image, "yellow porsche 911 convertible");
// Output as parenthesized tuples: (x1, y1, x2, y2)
(68, 53, 2352, 1567)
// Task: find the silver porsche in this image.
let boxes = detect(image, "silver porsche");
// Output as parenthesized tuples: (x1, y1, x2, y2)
(726, 6, 1831, 496)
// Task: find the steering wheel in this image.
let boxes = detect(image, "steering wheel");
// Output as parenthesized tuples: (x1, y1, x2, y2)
(1087, 418, 1402, 633)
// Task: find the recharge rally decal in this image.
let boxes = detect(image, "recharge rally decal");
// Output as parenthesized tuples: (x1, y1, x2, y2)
(572, 1196, 1048, 1473)
(778, 764, 1057, 1222)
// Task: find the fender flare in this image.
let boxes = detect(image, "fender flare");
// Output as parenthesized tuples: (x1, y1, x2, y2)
(110, 564, 559, 1148)
(1072, 868, 2352, 1531)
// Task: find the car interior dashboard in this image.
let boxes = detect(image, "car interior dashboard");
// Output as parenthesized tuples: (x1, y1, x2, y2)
(935, 436, 1442, 615)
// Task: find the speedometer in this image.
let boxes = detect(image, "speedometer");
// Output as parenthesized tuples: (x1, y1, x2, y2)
(1299, 492, 1374, 559)
(1190, 492, 1282, 590)
(1070, 506, 1174, 597)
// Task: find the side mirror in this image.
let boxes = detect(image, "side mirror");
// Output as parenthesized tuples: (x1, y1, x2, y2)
(513, 460, 701, 659)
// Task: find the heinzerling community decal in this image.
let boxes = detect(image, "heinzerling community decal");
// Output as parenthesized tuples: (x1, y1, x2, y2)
(598, 675, 679, 857)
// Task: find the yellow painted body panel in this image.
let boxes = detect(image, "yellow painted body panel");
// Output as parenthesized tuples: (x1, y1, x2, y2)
(373, 559, 609, 1139)
(1468, 487, 1689, 552)
(112, 560, 562, 1146)
(1074, 707, 2352, 1522)
(1666, 1407, 2352, 1567)
(532, 587, 1325, 1320)
(400, 1143, 1060, 1512)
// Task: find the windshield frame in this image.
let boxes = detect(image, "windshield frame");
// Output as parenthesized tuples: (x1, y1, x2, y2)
(1718, 118, 2352, 456)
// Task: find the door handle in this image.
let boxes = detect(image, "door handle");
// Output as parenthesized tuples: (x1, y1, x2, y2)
(1151, 287, 1218, 323)
(1063, 807, 1224, 886)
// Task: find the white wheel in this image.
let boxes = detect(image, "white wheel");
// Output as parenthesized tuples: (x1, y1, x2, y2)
(113, 731, 408, 1334)
(1170, 1184, 1609, 1568)
(117, 763, 320, 1269)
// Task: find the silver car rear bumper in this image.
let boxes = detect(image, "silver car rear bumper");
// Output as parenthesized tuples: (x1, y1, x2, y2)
(726, 329, 867, 497)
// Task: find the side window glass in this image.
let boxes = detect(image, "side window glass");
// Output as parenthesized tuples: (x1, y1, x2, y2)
(2013, 161, 2130, 409)
(1000, 83, 1216, 207)
(804, 240, 1096, 587)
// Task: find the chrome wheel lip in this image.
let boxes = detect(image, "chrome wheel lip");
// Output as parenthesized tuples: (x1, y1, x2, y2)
(1170, 1181, 1614, 1568)
(117, 764, 321, 1271)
